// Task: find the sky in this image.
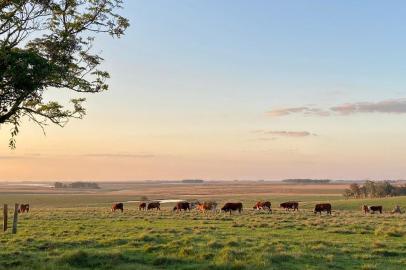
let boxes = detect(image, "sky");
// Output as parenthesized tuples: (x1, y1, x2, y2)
(2, 1, 406, 181)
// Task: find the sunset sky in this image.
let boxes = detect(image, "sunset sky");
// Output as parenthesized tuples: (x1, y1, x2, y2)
(2, 1, 406, 181)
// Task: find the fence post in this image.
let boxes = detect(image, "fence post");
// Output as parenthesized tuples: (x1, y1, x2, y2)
(3, 204, 7, 232)
(12, 204, 18, 234)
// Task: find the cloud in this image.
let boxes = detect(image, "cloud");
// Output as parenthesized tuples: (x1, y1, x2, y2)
(0, 153, 155, 160)
(267, 107, 309, 117)
(0, 153, 41, 160)
(255, 130, 317, 137)
(266, 131, 316, 137)
(0, 155, 17, 160)
(267, 98, 406, 117)
(82, 153, 155, 158)
(330, 99, 406, 115)
(267, 107, 330, 117)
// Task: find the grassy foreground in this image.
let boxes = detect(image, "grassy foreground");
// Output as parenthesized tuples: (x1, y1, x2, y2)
(1, 195, 406, 270)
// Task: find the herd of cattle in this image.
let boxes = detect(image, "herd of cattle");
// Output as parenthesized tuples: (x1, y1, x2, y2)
(12, 201, 392, 215)
(110, 201, 389, 215)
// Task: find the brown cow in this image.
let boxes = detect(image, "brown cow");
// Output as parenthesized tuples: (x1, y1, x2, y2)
(280, 201, 299, 211)
(363, 205, 382, 214)
(189, 201, 200, 210)
(253, 201, 272, 212)
(173, 201, 190, 212)
(314, 203, 332, 215)
(221, 202, 243, 214)
(196, 201, 218, 212)
(111, 203, 124, 212)
(147, 202, 160, 210)
(139, 202, 147, 211)
(18, 204, 30, 213)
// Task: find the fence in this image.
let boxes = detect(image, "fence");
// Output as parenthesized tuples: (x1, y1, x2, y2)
(2, 204, 19, 234)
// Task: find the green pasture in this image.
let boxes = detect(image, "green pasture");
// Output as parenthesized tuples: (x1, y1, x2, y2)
(1, 195, 406, 270)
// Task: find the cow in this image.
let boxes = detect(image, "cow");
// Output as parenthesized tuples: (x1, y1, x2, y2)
(363, 205, 382, 214)
(111, 203, 124, 212)
(18, 204, 30, 213)
(189, 201, 200, 210)
(253, 201, 272, 212)
(314, 203, 332, 215)
(280, 201, 299, 211)
(221, 202, 243, 214)
(139, 202, 147, 211)
(196, 201, 218, 212)
(147, 202, 160, 211)
(173, 201, 190, 212)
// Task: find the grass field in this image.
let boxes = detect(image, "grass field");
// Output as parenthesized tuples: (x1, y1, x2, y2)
(1, 183, 406, 270)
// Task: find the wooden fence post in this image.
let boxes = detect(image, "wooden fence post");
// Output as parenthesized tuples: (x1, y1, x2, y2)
(3, 204, 7, 232)
(12, 203, 18, 234)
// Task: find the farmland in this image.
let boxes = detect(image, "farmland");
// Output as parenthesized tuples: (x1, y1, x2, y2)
(1, 182, 406, 270)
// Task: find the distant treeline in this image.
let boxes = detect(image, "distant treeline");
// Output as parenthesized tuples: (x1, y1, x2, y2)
(54, 182, 100, 189)
(343, 181, 406, 198)
(181, 179, 204, 183)
(282, 179, 331, 184)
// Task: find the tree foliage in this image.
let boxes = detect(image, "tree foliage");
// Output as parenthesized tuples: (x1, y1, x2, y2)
(343, 180, 406, 198)
(0, 0, 129, 148)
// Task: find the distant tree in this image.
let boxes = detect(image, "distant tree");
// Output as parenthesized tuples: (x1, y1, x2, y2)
(54, 181, 64, 188)
(343, 181, 405, 198)
(0, 0, 129, 148)
(349, 183, 361, 198)
(342, 189, 354, 199)
(375, 181, 394, 197)
(359, 185, 368, 198)
(69, 181, 99, 189)
(364, 181, 377, 198)
(182, 179, 204, 184)
(282, 179, 331, 184)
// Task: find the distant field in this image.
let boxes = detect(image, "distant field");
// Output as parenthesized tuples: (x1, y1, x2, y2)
(1, 182, 406, 269)
(0, 181, 349, 207)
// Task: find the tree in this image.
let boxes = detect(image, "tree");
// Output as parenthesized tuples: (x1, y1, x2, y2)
(54, 181, 64, 188)
(342, 189, 354, 199)
(349, 183, 361, 198)
(364, 180, 377, 198)
(0, 0, 129, 148)
(359, 185, 367, 198)
(375, 181, 394, 197)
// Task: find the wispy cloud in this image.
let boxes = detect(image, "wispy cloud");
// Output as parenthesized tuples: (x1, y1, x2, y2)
(331, 99, 406, 115)
(0, 153, 42, 160)
(0, 153, 155, 160)
(268, 98, 406, 117)
(82, 153, 155, 158)
(267, 107, 330, 117)
(254, 130, 317, 137)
